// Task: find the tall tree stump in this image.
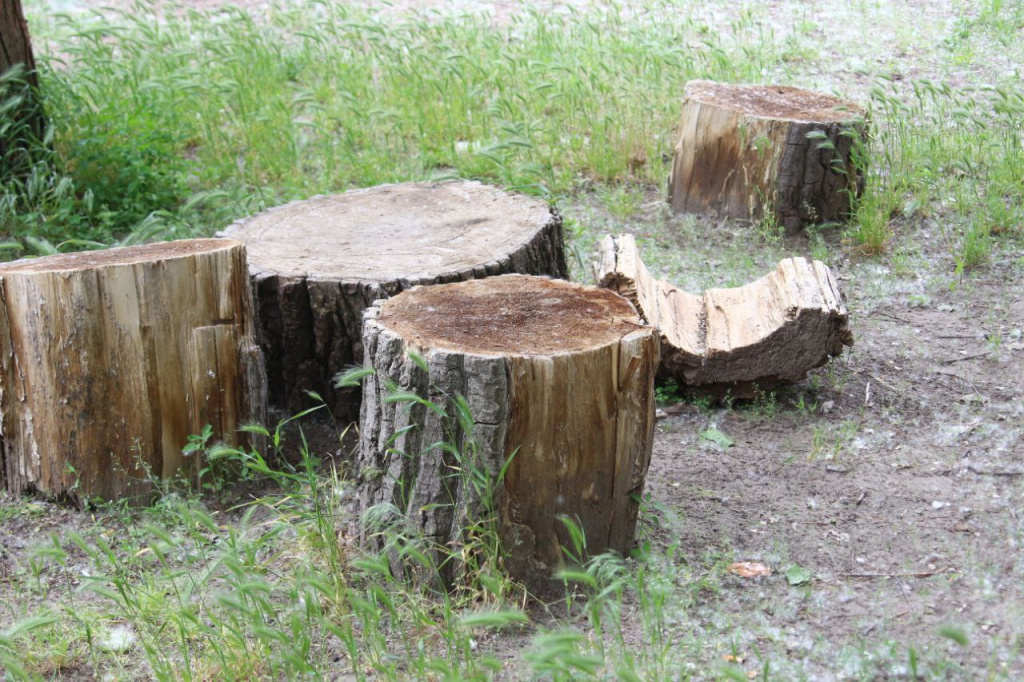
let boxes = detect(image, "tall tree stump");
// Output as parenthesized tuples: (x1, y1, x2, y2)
(218, 181, 568, 421)
(0, 240, 267, 502)
(358, 274, 657, 587)
(668, 80, 866, 232)
(1, 0, 47, 179)
(598, 234, 852, 397)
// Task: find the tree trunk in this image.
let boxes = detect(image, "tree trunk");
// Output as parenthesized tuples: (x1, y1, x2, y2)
(1, 0, 46, 178)
(668, 80, 867, 232)
(597, 234, 852, 398)
(358, 274, 657, 589)
(0, 239, 267, 503)
(219, 180, 568, 423)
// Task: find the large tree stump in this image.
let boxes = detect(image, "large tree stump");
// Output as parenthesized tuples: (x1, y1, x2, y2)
(668, 80, 866, 232)
(218, 181, 568, 421)
(358, 274, 657, 587)
(0, 239, 267, 502)
(598, 234, 852, 397)
(1, 0, 47, 180)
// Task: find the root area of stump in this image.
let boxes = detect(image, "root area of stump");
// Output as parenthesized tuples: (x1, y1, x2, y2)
(358, 275, 657, 588)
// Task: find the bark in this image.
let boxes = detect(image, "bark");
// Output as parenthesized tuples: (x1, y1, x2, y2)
(1, 0, 46, 177)
(668, 80, 867, 232)
(598, 234, 853, 397)
(219, 181, 568, 423)
(357, 275, 657, 589)
(0, 239, 267, 503)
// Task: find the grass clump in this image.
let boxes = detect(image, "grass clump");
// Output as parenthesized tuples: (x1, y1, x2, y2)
(8, 0, 781, 255)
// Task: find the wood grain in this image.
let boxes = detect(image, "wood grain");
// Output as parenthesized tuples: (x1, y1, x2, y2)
(219, 181, 568, 421)
(668, 80, 866, 232)
(358, 275, 657, 589)
(0, 239, 267, 502)
(598, 234, 852, 397)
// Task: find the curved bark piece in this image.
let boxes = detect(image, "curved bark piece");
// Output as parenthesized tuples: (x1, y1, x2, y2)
(598, 234, 852, 397)
(668, 80, 867, 232)
(358, 274, 657, 589)
(218, 181, 568, 421)
(0, 239, 267, 503)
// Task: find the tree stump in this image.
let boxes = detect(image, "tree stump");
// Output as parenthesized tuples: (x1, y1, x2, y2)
(218, 181, 568, 421)
(358, 274, 657, 587)
(0, 239, 267, 502)
(1, 0, 47, 180)
(668, 80, 867, 232)
(597, 234, 852, 397)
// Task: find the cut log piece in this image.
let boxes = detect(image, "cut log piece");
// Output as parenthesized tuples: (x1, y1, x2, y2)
(668, 80, 867, 232)
(597, 234, 852, 397)
(0, 239, 267, 502)
(218, 181, 568, 421)
(358, 274, 657, 588)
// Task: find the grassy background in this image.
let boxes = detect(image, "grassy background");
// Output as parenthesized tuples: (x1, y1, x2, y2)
(2, 0, 1024, 679)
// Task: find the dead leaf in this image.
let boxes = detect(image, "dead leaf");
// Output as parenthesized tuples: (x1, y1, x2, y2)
(728, 561, 772, 578)
(722, 654, 745, 663)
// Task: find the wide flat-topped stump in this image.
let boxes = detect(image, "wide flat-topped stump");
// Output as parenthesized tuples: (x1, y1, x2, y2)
(598, 234, 852, 397)
(358, 275, 657, 587)
(0, 239, 266, 502)
(669, 80, 867, 231)
(219, 181, 567, 419)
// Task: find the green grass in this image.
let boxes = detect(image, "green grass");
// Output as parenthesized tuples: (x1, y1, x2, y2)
(3, 0, 1024, 678)
(2, 0, 778, 256)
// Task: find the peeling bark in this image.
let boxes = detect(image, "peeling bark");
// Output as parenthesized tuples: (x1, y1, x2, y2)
(0, 239, 267, 503)
(668, 80, 867, 232)
(358, 275, 657, 589)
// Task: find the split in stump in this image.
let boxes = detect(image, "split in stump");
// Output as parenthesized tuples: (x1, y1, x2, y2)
(0, 239, 267, 502)
(597, 234, 852, 397)
(218, 181, 568, 421)
(358, 274, 657, 588)
(668, 80, 867, 232)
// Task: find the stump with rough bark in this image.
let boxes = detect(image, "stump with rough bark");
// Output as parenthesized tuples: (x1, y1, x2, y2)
(219, 181, 568, 421)
(358, 274, 657, 587)
(597, 234, 852, 397)
(668, 80, 867, 232)
(0, 239, 267, 502)
(1, 0, 47, 179)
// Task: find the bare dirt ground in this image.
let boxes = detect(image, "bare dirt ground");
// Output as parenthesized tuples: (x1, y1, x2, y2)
(4, 0, 1024, 679)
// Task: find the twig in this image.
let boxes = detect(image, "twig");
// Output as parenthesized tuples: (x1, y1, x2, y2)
(966, 465, 1024, 477)
(867, 372, 900, 395)
(898, 578, 912, 605)
(840, 569, 948, 578)
(941, 351, 991, 364)
(871, 310, 914, 325)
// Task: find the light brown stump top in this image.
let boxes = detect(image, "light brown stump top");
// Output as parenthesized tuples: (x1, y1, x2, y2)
(0, 238, 238, 274)
(376, 275, 640, 356)
(683, 80, 864, 123)
(219, 181, 559, 282)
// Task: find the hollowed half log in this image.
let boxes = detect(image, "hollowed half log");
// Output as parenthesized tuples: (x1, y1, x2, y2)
(598, 234, 852, 397)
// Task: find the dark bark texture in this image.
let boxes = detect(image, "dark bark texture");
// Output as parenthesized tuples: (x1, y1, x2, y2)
(219, 181, 568, 423)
